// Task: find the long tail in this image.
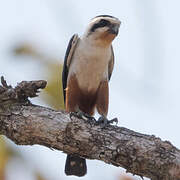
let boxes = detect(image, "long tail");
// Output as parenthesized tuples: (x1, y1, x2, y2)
(65, 154, 87, 177)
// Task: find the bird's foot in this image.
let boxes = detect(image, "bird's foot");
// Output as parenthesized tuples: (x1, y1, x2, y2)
(96, 115, 118, 128)
(70, 111, 96, 125)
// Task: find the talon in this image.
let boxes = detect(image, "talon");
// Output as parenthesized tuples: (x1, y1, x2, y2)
(96, 116, 118, 128)
(69, 112, 79, 119)
(69, 110, 96, 124)
(96, 116, 108, 128)
(108, 118, 118, 125)
(87, 116, 96, 125)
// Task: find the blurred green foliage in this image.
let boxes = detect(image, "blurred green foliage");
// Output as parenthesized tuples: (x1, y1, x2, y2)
(14, 43, 65, 109)
(0, 42, 65, 180)
(0, 138, 8, 180)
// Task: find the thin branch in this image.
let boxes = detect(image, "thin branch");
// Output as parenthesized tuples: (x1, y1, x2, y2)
(0, 77, 179, 180)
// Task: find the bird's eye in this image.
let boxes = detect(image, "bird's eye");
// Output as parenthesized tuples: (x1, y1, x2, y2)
(98, 19, 109, 27)
(90, 19, 110, 32)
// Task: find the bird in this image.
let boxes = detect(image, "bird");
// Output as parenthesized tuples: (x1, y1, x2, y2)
(62, 15, 120, 177)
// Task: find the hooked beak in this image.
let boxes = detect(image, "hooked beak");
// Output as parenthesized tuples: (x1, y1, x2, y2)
(108, 23, 120, 35)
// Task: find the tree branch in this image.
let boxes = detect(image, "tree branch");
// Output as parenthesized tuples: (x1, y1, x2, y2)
(0, 77, 179, 180)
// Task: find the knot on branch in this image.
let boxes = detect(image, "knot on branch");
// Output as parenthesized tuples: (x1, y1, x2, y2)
(0, 76, 47, 103)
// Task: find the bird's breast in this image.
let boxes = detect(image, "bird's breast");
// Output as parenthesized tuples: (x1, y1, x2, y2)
(68, 46, 110, 93)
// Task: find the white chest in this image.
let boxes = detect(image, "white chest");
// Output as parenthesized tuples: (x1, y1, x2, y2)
(68, 42, 111, 92)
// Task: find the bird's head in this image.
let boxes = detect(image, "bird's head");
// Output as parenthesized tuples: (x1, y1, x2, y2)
(83, 15, 121, 46)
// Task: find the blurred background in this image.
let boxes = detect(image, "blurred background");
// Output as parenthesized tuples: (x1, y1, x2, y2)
(0, 0, 180, 180)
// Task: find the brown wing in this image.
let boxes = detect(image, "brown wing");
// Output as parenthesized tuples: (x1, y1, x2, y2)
(108, 45, 115, 81)
(62, 34, 79, 102)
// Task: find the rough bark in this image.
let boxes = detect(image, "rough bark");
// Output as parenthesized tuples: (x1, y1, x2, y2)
(0, 77, 179, 180)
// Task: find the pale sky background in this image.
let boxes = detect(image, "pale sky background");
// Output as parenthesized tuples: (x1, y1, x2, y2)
(0, 0, 180, 180)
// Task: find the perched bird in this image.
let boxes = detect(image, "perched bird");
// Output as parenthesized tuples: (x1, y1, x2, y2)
(62, 15, 120, 177)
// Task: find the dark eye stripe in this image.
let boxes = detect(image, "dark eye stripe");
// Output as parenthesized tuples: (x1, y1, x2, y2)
(99, 19, 110, 27)
(90, 19, 110, 32)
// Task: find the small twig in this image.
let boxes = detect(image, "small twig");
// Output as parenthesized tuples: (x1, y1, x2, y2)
(1, 76, 12, 88)
(0, 76, 46, 102)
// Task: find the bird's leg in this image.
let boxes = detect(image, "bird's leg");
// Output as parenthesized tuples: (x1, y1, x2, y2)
(96, 115, 118, 128)
(70, 110, 96, 124)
